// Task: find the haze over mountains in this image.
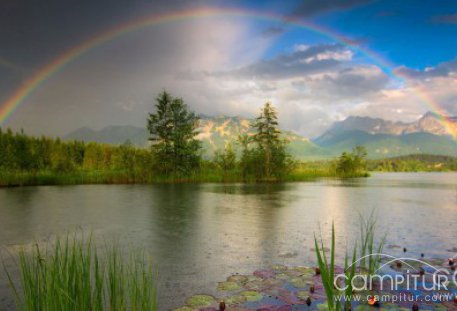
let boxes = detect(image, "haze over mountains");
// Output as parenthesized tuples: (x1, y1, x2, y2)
(65, 112, 457, 159)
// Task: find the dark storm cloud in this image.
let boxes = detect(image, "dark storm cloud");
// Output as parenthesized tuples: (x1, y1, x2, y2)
(396, 58, 457, 79)
(288, 0, 375, 18)
(0, 0, 204, 61)
(430, 13, 457, 24)
(0, 0, 210, 101)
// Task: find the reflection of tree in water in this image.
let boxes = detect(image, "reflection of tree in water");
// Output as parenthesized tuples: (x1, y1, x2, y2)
(207, 183, 295, 209)
(0, 187, 41, 242)
(211, 183, 288, 195)
(206, 183, 300, 267)
(147, 184, 203, 257)
(330, 178, 368, 188)
(2, 186, 40, 207)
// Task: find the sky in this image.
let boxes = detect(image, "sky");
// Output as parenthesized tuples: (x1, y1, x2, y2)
(1, 0, 457, 137)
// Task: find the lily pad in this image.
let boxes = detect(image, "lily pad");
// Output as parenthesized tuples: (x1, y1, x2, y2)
(217, 281, 240, 291)
(241, 290, 263, 301)
(224, 294, 247, 305)
(185, 295, 216, 308)
(227, 274, 248, 284)
(244, 280, 265, 291)
(290, 276, 311, 288)
(296, 290, 310, 300)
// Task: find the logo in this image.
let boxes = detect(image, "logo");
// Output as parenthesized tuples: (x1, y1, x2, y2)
(334, 253, 457, 302)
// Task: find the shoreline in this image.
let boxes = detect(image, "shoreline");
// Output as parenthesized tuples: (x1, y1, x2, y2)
(2, 170, 457, 188)
(0, 170, 370, 188)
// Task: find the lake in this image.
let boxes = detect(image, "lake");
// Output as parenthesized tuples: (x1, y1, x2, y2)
(1, 173, 456, 310)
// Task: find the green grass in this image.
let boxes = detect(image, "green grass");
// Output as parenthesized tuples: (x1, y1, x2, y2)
(0, 161, 369, 187)
(4, 235, 157, 311)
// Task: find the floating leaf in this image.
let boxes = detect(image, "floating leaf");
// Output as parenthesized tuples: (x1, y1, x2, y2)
(241, 290, 263, 302)
(217, 281, 240, 291)
(224, 295, 246, 305)
(289, 277, 311, 288)
(296, 290, 309, 300)
(185, 295, 216, 308)
(227, 275, 248, 284)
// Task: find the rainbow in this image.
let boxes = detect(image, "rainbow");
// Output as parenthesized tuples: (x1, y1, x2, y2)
(0, 7, 455, 140)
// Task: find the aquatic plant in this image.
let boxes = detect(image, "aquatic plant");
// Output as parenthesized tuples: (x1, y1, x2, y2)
(314, 223, 358, 311)
(314, 223, 341, 311)
(343, 244, 357, 310)
(4, 235, 157, 311)
(358, 211, 386, 276)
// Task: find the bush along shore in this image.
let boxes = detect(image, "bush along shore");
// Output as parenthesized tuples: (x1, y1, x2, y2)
(0, 92, 369, 187)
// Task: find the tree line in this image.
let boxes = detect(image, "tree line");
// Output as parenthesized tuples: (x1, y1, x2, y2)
(0, 128, 152, 175)
(0, 91, 369, 185)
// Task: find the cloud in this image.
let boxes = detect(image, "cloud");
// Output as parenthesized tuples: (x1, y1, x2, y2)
(288, 0, 375, 18)
(430, 13, 457, 24)
(346, 75, 457, 121)
(303, 65, 389, 98)
(396, 58, 457, 79)
(220, 44, 350, 79)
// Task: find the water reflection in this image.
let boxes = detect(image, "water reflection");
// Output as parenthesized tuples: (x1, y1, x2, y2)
(0, 173, 456, 310)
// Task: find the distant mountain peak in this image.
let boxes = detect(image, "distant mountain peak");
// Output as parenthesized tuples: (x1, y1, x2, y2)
(324, 112, 457, 138)
(422, 111, 437, 118)
(64, 113, 457, 159)
(64, 116, 323, 159)
(313, 112, 457, 157)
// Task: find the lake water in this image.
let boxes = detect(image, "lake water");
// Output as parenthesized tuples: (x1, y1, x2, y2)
(0, 173, 456, 310)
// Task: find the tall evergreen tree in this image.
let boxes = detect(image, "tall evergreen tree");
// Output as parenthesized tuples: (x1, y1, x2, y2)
(251, 102, 290, 179)
(147, 91, 201, 175)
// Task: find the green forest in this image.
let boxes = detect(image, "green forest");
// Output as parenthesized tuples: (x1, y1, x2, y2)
(2, 91, 453, 187)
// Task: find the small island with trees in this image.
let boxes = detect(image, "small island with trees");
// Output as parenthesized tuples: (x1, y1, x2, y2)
(0, 91, 386, 187)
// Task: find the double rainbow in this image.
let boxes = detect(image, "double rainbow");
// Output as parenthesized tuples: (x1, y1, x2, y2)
(0, 7, 455, 140)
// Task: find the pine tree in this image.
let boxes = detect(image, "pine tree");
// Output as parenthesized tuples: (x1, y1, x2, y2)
(147, 91, 201, 175)
(251, 102, 290, 179)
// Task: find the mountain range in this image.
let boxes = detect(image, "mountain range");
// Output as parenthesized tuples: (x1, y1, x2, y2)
(64, 112, 457, 159)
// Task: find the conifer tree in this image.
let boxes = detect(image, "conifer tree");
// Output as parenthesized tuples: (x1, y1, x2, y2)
(249, 102, 290, 179)
(147, 91, 201, 175)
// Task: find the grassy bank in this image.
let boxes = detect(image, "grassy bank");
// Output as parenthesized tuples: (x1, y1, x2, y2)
(0, 160, 370, 187)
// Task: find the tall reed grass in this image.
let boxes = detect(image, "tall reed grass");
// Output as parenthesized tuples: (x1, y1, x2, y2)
(314, 212, 387, 310)
(314, 223, 338, 310)
(358, 211, 386, 276)
(4, 235, 157, 311)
